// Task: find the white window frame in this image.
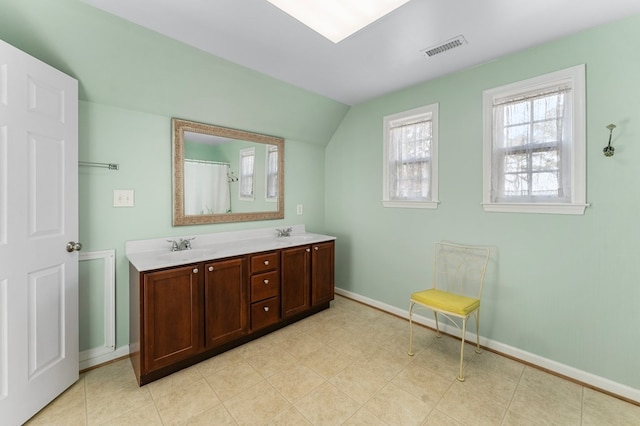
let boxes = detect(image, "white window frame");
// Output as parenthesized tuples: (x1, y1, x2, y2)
(482, 65, 588, 215)
(239, 147, 255, 201)
(382, 103, 439, 209)
(265, 144, 278, 202)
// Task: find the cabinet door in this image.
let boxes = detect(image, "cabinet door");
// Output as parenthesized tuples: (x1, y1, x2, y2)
(281, 245, 311, 318)
(311, 241, 335, 306)
(204, 257, 248, 347)
(143, 265, 202, 372)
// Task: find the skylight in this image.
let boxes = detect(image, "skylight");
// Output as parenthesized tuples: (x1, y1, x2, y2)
(266, 0, 410, 43)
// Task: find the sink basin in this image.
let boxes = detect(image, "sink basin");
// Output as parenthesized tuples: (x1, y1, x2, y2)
(274, 234, 318, 246)
(158, 248, 214, 262)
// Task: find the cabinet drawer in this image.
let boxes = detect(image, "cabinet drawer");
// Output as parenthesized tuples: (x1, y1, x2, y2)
(250, 252, 279, 274)
(251, 271, 279, 302)
(251, 297, 280, 330)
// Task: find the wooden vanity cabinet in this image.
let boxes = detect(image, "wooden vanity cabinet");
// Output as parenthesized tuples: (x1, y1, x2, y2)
(140, 264, 203, 374)
(311, 241, 335, 306)
(130, 241, 334, 386)
(249, 251, 280, 330)
(204, 257, 248, 348)
(281, 240, 335, 318)
(281, 245, 311, 318)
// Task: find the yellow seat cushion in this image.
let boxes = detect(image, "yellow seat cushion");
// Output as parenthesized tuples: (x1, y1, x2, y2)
(411, 289, 480, 316)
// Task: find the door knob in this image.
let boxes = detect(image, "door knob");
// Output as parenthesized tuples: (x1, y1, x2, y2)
(66, 241, 82, 252)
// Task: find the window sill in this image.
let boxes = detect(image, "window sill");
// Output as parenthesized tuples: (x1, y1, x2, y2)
(382, 200, 440, 209)
(482, 202, 589, 215)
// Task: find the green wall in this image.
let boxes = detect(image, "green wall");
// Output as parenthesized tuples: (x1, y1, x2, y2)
(326, 14, 640, 390)
(0, 0, 347, 352)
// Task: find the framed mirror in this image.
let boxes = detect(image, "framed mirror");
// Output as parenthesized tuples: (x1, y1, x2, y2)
(172, 118, 284, 225)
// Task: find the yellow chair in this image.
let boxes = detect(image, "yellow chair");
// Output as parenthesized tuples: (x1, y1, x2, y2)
(408, 242, 491, 381)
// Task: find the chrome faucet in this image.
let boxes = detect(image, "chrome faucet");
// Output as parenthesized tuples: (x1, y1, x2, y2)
(276, 227, 292, 237)
(167, 237, 195, 251)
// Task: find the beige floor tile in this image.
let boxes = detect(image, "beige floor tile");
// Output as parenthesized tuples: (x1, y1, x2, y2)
(464, 349, 524, 383)
(85, 376, 153, 425)
(154, 378, 221, 425)
(436, 375, 515, 426)
(182, 403, 236, 425)
(194, 348, 244, 377)
(581, 388, 640, 425)
(279, 331, 326, 359)
(245, 345, 297, 378)
(108, 401, 163, 425)
(362, 346, 415, 381)
(328, 363, 388, 404)
(343, 407, 388, 425)
(423, 409, 464, 425)
(267, 364, 325, 402)
(364, 382, 432, 425)
(294, 382, 361, 424)
(203, 359, 263, 401)
(26, 378, 87, 425)
(299, 346, 354, 379)
(147, 365, 203, 400)
(412, 335, 476, 380)
(504, 367, 582, 425)
(224, 380, 291, 425)
(267, 406, 312, 425)
(391, 362, 453, 408)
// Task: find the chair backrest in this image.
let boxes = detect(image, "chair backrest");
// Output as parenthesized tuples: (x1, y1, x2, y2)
(432, 242, 491, 299)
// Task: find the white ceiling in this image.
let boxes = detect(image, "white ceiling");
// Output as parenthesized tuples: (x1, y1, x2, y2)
(88, 0, 640, 106)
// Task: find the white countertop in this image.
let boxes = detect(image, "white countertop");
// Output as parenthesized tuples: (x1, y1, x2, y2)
(126, 225, 335, 271)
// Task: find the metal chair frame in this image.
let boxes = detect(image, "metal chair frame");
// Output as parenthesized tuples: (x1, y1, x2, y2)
(408, 242, 491, 381)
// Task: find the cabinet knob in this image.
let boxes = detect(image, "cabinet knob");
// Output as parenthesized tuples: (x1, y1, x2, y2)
(193, 268, 199, 274)
(264, 260, 269, 265)
(263, 279, 269, 284)
(314, 246, 319, 251)
(263, 306, 270, 312)
(306, 248, 310, 252)
(208, 266, 214, 272)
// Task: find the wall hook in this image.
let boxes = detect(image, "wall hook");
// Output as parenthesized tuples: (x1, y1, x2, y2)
(603, 124, 616, 157)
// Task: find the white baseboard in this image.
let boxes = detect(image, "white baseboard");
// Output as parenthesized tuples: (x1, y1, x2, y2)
(335, 287, 640, 404)
(79, 345, 129, 371)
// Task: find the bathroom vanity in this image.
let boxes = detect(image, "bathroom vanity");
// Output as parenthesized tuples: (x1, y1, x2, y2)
(126, 226, 335, 385)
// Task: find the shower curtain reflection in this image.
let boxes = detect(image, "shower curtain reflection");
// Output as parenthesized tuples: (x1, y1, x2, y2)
(184, 160, 231, 214)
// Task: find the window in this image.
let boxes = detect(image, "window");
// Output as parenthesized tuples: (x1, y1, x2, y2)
(383, 104, 439, 209)
(239, 147, 255, 200)
(482, 65, 587, 214)
(265, 144, 278, 201)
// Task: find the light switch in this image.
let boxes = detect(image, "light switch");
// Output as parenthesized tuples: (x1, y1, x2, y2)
(113, 189, 134, 207)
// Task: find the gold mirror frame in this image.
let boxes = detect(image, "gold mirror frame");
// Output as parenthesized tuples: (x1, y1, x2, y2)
(172, 118, 285, 225)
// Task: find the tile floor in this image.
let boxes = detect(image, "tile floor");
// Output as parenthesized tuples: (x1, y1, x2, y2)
(27, 295, 640, 425)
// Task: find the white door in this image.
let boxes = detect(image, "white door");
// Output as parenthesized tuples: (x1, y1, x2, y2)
(0, 39, 79, 425)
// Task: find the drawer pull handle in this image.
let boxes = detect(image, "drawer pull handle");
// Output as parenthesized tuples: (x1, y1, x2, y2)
(193, 268, 198, 274)
(263, 279, 269, 284)
(263, 306, 270, 312)
(208, 266, 214, 272)
(264, 260, 269, 265)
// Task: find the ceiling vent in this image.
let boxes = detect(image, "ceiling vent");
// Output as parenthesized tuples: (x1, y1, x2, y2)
(421, 35, 467, 58)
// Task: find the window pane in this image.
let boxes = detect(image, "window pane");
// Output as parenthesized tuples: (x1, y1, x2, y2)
(533, 93, 564, 121)
(504, 124, 529, 147)
(504, 153, 528, 174)
(533, 120, 560, 144)
(532, 172, 559, 196)
(504, 102, 530, 125)
(503, 173, 529, 197)
(531, 150, 558, 171)
(388, 119, 431, 200)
